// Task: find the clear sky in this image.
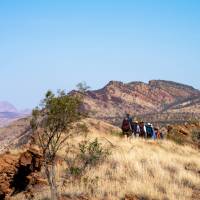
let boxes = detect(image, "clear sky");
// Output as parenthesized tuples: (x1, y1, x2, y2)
(0, 0, 200, 109)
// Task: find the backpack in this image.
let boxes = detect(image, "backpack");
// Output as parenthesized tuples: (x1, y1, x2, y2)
(122, 118, 131, 132)
(139, 124, 146, 136)
(146, 125, 153, 137)
(132, 123, 138, 133)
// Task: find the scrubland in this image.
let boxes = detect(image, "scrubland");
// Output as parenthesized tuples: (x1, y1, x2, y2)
(13, 130, 200, 200)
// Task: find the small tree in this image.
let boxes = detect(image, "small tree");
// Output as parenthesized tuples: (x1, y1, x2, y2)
(76, 81, 90, 93)
(31, 90, 84, 200)
(161, 99, 168, 110)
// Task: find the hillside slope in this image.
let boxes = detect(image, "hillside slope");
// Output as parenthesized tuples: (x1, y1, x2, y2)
(0, 118, 31, 153)
(9, 131, 200, 200)
(73, 80, 200, 123)
(0, 115, 200, 200)
(0, 117, 121, 154)
(166, 96, 200, 113)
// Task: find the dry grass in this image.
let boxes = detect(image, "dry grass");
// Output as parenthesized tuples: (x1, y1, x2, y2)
(20, 131, 199, 200)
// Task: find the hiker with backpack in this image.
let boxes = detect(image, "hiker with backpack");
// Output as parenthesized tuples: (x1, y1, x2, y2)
(139, 121, 147, 138)
(145, 123, 156, 139)
(132, 121, 140, 137)
(121, 114, 132, 137)
(154, 128, 163, 139)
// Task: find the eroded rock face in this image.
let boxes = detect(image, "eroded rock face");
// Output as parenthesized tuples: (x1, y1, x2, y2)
(71, 80, 200, 124)
(0, 149, 43, 199)
(0, 153, 18, 199)
(167, 122, 200, 148)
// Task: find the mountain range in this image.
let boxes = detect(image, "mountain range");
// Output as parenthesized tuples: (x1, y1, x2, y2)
(1, 80, 200, 128)
(72, 80, 200, 125)
(0, 101, 31, 127)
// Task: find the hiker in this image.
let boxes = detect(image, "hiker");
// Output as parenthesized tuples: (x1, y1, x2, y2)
(154, 128, 159, 139)
(139, 121, 147, 138)
(154, 128, 163, 139)
(121, 114, 132, 137)
(132, 121, 140, 137)
(145, 123, 156, 139)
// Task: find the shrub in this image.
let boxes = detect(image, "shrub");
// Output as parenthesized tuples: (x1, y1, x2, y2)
(192, 129, 200, 145)
(65, 138, 110, 180)
(110, 130, 123, 137)
(167, 129, 184, 145)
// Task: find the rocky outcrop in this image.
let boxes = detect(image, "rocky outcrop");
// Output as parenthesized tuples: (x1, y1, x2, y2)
(73, 80, 200, 123)
(0, 148, 43, 199)
(167, 122, 200, 148)
(0, 153, 18, 199)
(0, 118, 31, 153)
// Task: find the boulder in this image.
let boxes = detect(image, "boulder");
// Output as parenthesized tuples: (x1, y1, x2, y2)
(0, 149, 43, 199)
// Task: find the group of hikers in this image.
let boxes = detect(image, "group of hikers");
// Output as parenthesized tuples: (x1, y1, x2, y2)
(121, 114, 163, 139)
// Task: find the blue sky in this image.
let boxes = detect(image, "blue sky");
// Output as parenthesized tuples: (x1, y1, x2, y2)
(0, 0, 200, 109)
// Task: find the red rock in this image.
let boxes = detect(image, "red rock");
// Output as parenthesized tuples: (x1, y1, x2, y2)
(0, 149, 43, 199)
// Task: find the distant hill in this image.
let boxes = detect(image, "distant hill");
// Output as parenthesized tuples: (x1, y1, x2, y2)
(71, 80, 200, 125)
(0, 101, 18, 113)
(0, 101, 31, 127)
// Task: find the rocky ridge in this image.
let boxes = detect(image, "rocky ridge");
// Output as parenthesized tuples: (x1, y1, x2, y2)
(73, 80, 200, 124)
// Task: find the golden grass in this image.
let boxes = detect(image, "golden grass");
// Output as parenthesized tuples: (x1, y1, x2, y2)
(12, 132, 200, 200)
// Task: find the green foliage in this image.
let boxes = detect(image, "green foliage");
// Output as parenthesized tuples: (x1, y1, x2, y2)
(79, 138, 110, 167)
(75, 123, 89, 137)
(30, 89, 86, 200)
(82, 176, 99, 195)
(69, 167, 82, 177)
(65, 138, 110, 179)
(76, 81, 90, 93)
(30, 90, 86, 200)
(110, 130, 123, 137)
(189, 118, 199, 125)
(167, 129, 184, 145)
(171, 135, 184, 145)
(31, 90, 83, 163)
(192, 129, 200, 145)
(42, 90, 82, 131)
(161, 99, 168, 109)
